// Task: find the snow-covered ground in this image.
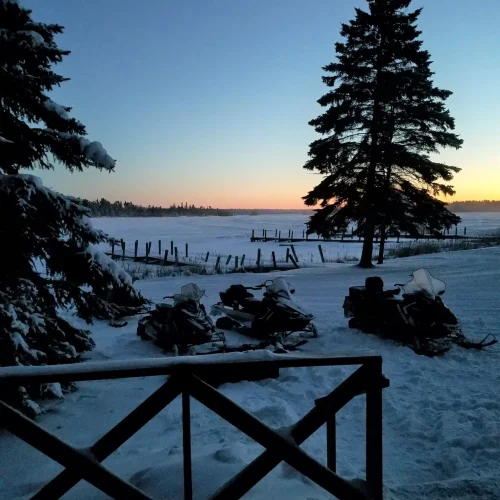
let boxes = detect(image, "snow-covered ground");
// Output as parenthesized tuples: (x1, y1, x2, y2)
(1, 246, 499, 499)
(93, 213, 500, 266)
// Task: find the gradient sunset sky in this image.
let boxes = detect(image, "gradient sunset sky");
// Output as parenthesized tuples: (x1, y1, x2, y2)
(25, 0, 499, 209)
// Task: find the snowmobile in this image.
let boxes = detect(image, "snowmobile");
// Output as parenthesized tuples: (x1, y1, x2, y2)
(137, 284, 224, 354)
(211, 277, 318, 342)
(343, 268, 497, 356)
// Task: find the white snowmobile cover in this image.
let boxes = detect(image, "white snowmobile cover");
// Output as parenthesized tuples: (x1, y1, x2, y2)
(265, 278, 313, 318)
(402, 268, 446, 299)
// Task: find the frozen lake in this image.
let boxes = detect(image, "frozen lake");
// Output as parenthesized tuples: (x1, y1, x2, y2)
(93, 212, 500, 266)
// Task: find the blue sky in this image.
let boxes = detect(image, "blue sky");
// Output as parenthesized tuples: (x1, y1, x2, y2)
(25, 0, 500, 208)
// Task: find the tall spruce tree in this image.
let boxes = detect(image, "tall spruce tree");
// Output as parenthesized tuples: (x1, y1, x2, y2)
(0, 0, 144, 415)
(303, 0, 462, 267)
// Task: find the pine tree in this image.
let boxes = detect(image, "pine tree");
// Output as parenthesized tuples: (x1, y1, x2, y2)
(0, 0, 145, 415)
(303, 0, 462, 267)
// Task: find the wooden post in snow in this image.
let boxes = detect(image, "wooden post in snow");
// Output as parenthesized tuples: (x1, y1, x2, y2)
(145, 242, 151, 263)
(291, 245, 298, 262)
(121, 240, 126, 259)
(175, 247, 178, 264)
(226, 255, 232, 266)
(289, 254, 299, 269)
(256, 249, 261, 268)
(271, 251, 277, 269)
(251, 229, 255, 242)
(185, 243, 189, 258)
(170, 241, 174, 254)
(318, 245, 325, 263)
(241, 254, 245, 267)
(205, 251, 210, 262)
(286, 247, 290, 262)
(163, 250, 169, 265)
(134, 240, 138, 260)
(158, 240, 161, 255)
(235, 256, 239, 269)
(215, 256, 221, 272)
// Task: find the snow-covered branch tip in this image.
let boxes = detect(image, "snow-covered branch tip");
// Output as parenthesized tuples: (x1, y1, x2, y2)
(80, 138, 116, 171)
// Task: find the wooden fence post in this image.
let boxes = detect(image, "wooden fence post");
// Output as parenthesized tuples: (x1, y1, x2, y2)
(275, 229, 278, 238)
(464, 227, 467, 236)
(306, 232, 309, 241)
(271, 251, 277, 269)
(235, 256, 239, 269)
(182, 391, 193, 500)
(286, 248, 290, 262)
(455, 226, 458, 237)
(163, 250, 169, 265)
(175, 247, 178, 264)
(205, 252, 210, 262)
(171, 241, 174, 254)
(134, 240, 138, 260)
(288, 229, 291, 239)
(278, 230, 281, 241)
(121, 240, 126, 259)
(226, 255, 232, 266)
(145, 242, 151, 263)
(185, 243, 189, 258)
(262, 229, 265, 238)
(251, 229, 255, 242)
(241, 254, 245, 267)
(256, 249, 261, 268)
(327, 414, 336, 473)
(318, 245, 325, 263)
(289, 254, 299, 269)
(291, 245, 298, 262)
(215, 256, 221, 272)
(366, 359, 383, 500)
(158, 240, 161, 256)
(291, 230, 294, 242)
(264, 230, 267, 242)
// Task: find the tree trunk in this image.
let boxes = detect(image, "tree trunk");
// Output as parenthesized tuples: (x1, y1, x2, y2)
(360, 214, 376, 268)
(377, 225, 386, 264)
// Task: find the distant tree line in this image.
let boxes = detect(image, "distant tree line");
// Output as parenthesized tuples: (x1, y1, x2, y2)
(79, 199, 233, 217)
(447, 201, 500, 212)
(78, 198, 314, 217)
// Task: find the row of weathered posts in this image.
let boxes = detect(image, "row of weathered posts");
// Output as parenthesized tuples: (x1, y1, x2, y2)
(109, 240, 333, 271)
(251, 226, 470, 243)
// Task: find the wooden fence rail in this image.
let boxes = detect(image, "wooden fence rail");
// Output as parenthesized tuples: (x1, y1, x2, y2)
(0, 352, 389, 500)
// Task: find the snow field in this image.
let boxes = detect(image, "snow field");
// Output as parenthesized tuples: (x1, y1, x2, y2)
(0, 246, 499, 499)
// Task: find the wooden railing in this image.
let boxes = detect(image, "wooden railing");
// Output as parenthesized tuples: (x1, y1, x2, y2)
(0, 351, 389, 500)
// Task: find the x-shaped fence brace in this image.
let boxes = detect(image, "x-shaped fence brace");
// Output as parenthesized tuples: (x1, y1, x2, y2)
(0, 354, 388, 500)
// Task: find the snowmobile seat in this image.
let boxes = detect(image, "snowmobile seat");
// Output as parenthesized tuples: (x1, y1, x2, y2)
(349, 286, 366, 299)
(220, 285, 255, 308)
(241, 297, 262, 315)
(156, 303, 173, 312)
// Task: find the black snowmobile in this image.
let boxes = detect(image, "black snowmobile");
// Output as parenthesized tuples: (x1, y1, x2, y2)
(137, 284, 225, 354)
(343, 268, 497, 356)
(211, 277, 318, 343)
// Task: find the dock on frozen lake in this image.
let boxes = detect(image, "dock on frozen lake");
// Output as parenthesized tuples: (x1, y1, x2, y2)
(250, 227, 472, 243)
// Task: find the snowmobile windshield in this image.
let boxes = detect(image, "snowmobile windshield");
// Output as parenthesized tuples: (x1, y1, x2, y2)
(174, 283, 205, 304)
(266, 277, 294, 300)
(402, 268, 446, 299)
